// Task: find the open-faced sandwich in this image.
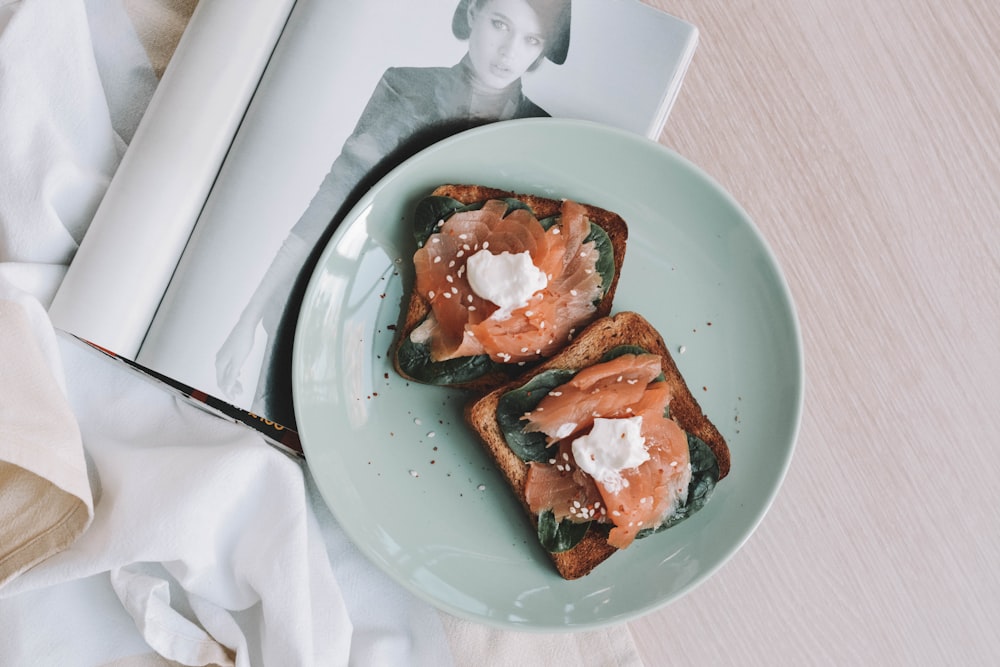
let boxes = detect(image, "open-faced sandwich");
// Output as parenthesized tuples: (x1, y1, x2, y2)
(465, 311, 731, 580)
(393, 184, 628, 391)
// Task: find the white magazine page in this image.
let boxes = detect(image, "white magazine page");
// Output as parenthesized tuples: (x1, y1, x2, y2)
(46, 0, 296, 356)
(135, 0, 697, 429)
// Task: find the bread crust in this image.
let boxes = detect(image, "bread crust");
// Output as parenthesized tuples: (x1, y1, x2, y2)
(391, 184, 628, 392)
(465, 311, 730, 579)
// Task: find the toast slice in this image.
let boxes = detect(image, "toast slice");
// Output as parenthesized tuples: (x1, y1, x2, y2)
(465, 311, 730, 580)
(392, 184, 628, 392)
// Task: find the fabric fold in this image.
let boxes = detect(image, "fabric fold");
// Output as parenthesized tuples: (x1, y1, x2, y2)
(0, 284, 93, 588)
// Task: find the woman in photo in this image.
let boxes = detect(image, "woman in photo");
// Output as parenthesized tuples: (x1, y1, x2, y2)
(216, 0, 573, 425)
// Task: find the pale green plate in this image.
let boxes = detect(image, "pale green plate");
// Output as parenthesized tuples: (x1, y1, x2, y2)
(292, 119, 803, 631)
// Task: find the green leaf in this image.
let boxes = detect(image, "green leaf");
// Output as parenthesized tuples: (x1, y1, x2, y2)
(500, 197, 534, 215)
(412, 196, 473, 246)
(395, 335, 500, 386)
(496, 369, 577, 462)
(537, 510, 591, 553)
(585, 222, 616, 298)
(599, 344, 649, 361)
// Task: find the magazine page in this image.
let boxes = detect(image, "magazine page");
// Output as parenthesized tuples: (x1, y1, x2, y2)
(134, 0, 698, 431)
(46, 0, 295, 357)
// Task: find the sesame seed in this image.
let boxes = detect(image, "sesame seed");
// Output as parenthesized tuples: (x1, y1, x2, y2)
(562, 452, 570, 461)
(409, 469, 420, 478)
(446, 275, 454, 283)
(482, 241, 489, 249)
(456, 250, 464, 258)
(467, 294, 473, 302)
(443, 292, 452, 299)
(520, 347, 529, 353)
(468, 305, 476, 311)
(451, 287, 458, 294)
(433, 256, 441, 263)
(428, 291, 436, 299)
(573, 500, 581, 509)
(448, 260, 455, 267)
(553, 228, 561, 235)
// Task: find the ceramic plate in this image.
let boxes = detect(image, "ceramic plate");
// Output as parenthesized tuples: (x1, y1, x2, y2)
(292, 119, 803, 631)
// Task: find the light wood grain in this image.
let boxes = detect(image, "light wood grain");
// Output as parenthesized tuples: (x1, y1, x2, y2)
(629, 1, 1000, 663)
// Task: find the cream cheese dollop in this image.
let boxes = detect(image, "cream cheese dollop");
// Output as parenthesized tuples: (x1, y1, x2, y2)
(465, 249, 547, 321)
(571, 416, 649, 493)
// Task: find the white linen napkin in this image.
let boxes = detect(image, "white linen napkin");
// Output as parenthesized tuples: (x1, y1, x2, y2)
(0, 282, 461, 666)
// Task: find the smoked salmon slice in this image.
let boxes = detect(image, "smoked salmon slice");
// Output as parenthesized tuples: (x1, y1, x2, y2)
(411, 199, 604, 364)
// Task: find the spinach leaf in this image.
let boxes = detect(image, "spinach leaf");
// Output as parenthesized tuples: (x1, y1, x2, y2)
(500, 197, 534, 215)
(496, 369, 577, 462)
(636, 433, 719, 538)
(537, 510, 591, 553)
(395, 334, 500, 386)
(412, 196, 467, 246)
(585, 222, 616, 298)
(600, 344, 649, 361)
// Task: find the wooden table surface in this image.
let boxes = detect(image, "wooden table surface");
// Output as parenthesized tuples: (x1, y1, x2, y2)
(628, 1, 1000, 663)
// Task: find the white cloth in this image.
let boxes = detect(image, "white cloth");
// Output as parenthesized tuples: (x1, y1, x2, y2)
(0, 289, 456, 665)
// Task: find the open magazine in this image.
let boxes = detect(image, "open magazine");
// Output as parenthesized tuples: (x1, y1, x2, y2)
(49, 0, 699, 456)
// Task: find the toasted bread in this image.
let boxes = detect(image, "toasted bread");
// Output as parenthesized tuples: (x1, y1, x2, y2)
(392, 184, 628, 392)
(464, 311, 730, 579)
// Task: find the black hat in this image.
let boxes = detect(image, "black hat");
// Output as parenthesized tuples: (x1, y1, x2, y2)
(452, 0, 572, 65)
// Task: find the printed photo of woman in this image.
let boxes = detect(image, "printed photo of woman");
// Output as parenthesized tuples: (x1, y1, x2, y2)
(215, 0, 573, 426)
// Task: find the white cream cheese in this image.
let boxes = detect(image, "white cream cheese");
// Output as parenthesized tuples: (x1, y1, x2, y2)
(465, 249, 547, 320)
(571, 416, 649, 493)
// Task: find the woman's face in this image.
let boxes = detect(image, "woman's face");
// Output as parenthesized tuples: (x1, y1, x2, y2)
(466, 0, 547, 90)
